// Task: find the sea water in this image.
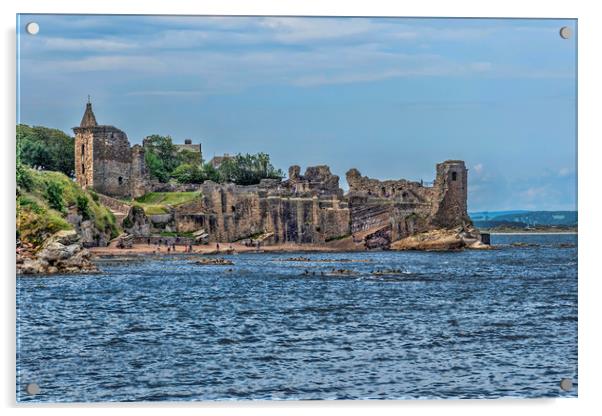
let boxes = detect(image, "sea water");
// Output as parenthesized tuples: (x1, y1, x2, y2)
(16, 234, 578, 401)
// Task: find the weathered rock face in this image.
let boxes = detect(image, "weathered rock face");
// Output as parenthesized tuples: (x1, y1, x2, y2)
(17, 230, 98, 275)
(66, 211, 112, 247)
(122, 206, 152, 237)
(390, 226, 490, 251)
(191, 176, 351, 244)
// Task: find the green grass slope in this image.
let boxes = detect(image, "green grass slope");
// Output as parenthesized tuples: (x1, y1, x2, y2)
(17, 166, 119, 247)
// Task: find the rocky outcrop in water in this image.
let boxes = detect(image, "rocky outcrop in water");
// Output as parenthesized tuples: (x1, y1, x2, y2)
(17, 230, 98, 275)
(390, 226, 491, 251)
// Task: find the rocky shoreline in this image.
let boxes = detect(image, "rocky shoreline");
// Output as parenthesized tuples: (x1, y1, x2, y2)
(17, 230, 98, 275)
(17, 226, 492, 276)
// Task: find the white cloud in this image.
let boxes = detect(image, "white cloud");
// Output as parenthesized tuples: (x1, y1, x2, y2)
(473, 163, 484, 175)
(41, 37, 137, 52)
(126, 90, 204, 97)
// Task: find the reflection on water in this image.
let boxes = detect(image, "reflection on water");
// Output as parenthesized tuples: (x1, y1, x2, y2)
(17, 234, 577, 401)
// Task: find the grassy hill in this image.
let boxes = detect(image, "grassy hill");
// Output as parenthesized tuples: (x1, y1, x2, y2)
(17, 166, 119, 246)
(132, 191, 202, 215)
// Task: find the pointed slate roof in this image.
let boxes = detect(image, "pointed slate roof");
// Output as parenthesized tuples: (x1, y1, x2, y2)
(80, 102, 98, 128)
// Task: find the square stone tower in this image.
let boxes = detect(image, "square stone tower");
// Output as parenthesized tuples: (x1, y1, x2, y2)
(73, 101, 135, 197)
(431, 160, 470, 228)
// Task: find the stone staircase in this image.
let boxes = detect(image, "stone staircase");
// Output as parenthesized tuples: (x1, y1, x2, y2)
(96, 193, 132, 226)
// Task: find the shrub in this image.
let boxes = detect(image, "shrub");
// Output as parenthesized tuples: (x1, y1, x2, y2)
(16, 163, 33, 192)
(46, 181, 64, 212)
(172, 163, 204, 184)
(76, 194, 92, 220)
(89, 190, 99, 202)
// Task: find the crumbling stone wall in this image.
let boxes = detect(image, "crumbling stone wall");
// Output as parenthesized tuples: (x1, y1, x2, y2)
(345, 161, 468, 243)
(430, 160, 470, 228)
(130, 145, 150, 198)
(89, 126, 133, 197)
(177, 167, 351, 244)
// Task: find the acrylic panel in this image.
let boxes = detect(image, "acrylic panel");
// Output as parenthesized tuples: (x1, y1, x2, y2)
(16, 14, 577, 402)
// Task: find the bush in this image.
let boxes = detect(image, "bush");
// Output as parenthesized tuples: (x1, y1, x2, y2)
(89, 190, 99, 202)
(16, 163, 33, 192)
(76, 195, 92, 220)
(172, 163, 204, 184)
(46, 181, 64, 212)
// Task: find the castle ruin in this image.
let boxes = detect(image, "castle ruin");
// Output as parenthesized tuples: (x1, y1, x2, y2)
(73, 102, 470, 248)
(73, 101, 201, 198)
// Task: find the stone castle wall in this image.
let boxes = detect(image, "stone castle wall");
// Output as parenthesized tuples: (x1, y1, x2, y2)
(89, 126, 133, 198)
(74, 130, 95, 189)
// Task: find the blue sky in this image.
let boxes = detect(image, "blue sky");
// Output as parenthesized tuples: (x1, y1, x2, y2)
(17, 15, 577, 211)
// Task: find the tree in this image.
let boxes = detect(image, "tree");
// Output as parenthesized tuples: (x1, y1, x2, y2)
(17, 124, 75, 177)
(178, 149, 201, 166)
(217, 153, 284, 186)
(143, 135, 180, 182)
(144, 151, 170, 183)
(202, 163, 221, 183)
(172, 163, 204, 184)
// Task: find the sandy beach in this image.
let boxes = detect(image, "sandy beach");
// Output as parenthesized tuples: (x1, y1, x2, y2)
(89, 240, 363, 257)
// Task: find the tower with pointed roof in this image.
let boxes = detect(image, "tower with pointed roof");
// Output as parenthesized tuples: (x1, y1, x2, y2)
(73, 100, 146, 197)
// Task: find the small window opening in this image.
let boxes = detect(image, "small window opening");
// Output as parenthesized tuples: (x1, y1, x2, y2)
(452, 172, 457, 181)
(118, 176, 123, 185)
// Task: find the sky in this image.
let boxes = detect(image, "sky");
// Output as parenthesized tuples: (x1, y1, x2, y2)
(16, 15, 577, 211)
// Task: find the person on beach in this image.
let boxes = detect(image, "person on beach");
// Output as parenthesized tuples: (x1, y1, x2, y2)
(216, 243, 220, 253)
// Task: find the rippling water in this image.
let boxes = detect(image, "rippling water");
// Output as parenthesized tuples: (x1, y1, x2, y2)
(16, 234, 578, 402)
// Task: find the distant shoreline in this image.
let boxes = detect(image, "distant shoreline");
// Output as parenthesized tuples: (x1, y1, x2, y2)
(488, 231, 577, 235)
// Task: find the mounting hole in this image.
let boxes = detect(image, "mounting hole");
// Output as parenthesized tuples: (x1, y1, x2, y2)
(26, 22, 39, 35)
(559, 26, 571, 39)
(559, 378, 573, 391)
(26, 383, 40, 395)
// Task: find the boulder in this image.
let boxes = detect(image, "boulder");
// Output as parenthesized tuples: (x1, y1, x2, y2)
(390, 228, 465, 251)
(114, 233, 134, 249)
(16, 230, 98, 275)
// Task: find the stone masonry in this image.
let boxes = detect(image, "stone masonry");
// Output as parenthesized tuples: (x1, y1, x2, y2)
(73, 102, 470, 247)
(73, 101, 200, 198)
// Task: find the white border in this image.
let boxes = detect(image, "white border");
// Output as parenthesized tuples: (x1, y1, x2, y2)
(2, 1, 601, 415)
